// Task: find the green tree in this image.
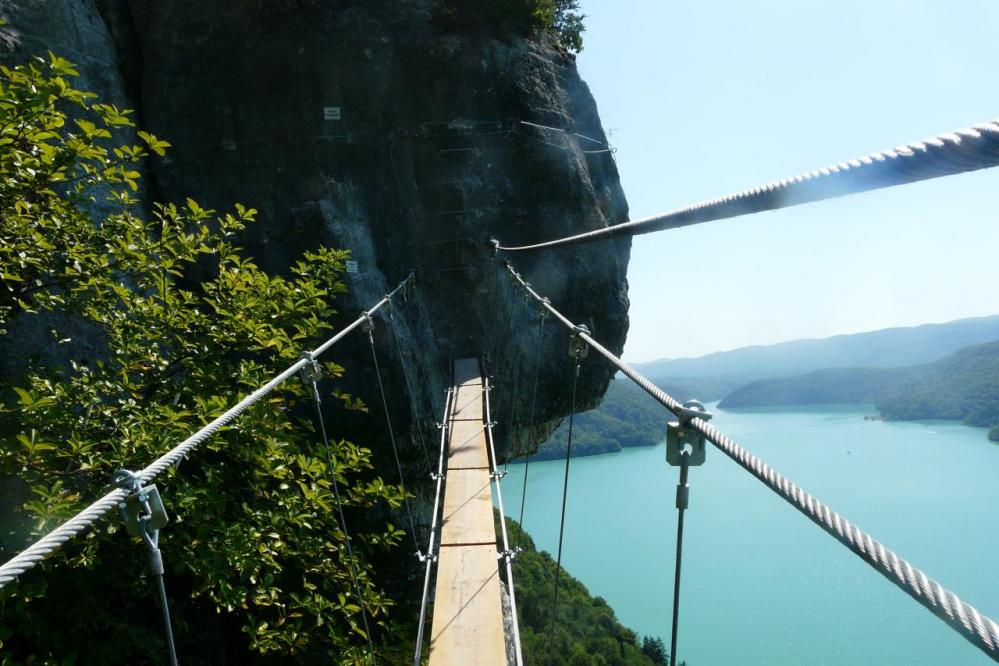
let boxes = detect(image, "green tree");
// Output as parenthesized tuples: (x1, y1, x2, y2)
(0, 53, 405, 663)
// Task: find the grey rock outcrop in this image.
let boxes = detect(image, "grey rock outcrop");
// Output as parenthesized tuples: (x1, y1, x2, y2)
(0, 0, 630, 460)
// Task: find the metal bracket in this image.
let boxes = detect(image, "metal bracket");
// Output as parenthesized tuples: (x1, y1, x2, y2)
(666, 400, 713, 467)
(498, 548, 519, 562)
(113, 470, 169, 538)
(418, 549, 438, 564)
(490, 469, 508, 481)
(299, 351, 323, 385)
(569, 324, 590, 359)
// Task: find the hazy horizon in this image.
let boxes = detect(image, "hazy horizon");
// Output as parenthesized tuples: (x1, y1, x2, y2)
(633, 311, 999, 365)
(577, 1, 999, 363)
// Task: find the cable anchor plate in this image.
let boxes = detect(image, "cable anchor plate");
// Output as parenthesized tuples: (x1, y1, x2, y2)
(666, 400, 713, 467)
(569, 324, 590, 358)
(113, 470, 169, 537)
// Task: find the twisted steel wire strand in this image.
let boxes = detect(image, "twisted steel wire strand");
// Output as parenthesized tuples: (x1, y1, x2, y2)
(497, 119, 999, 251)
(504, 261, 999, 663)
(0, 274, 414, 589)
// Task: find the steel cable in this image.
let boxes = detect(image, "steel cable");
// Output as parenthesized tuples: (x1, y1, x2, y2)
(517, 308, 547, 547)
(365, 323, 421, 552)
(504, 261, 999, 663)
(483, 374, 525, 666)
(496, 119, 999, 252)
(0, 273, 414, 589)
(550, 351, 582, 640)
(385, 305, 434, 475)
(413, 385, 454, 666)
(305, 370, 376, 663)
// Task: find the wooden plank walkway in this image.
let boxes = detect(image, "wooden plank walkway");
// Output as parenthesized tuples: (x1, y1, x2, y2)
(429, 358, 507, 666)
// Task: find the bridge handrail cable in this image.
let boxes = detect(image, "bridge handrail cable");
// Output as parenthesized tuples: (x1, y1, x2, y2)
(503, 261, 999, 663)
(0, 273, 415, 590)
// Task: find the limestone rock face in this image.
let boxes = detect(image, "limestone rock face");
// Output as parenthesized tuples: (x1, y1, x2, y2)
(0, 0, 630, 458)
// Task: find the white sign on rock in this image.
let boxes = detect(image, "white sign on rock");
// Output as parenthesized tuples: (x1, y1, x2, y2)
(323, 106, 342, 121)
(345, 260, 359, 274)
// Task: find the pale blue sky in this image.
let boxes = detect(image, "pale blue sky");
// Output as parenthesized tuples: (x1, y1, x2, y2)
(577, 1, 999, 362)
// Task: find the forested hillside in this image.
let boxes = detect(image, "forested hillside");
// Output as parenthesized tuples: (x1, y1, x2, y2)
(530, 381, 668, 460)
(722, 340, 999, 441)
(499, 514, 667, 665)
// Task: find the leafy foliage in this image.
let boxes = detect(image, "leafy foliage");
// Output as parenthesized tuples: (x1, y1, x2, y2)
(499, 513, 659, 665)
(432, 0, 585, 53)
(0, 54, 405, 663)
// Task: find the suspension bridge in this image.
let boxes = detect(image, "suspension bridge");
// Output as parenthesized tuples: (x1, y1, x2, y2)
(1, 117, 998, 665)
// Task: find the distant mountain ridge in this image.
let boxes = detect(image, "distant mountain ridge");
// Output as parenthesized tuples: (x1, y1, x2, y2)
(635, 315, 999, 384)
(720, 339, 999, 441)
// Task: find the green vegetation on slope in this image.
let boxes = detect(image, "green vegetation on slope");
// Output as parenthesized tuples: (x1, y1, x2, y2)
(721, 340, 999, 441)
(0, 53, 407, 663)
(531, 376, 733, 462)
(531, 380, 667, 460)
(499, 513, 668, 665)
(433, 0, 585, 53)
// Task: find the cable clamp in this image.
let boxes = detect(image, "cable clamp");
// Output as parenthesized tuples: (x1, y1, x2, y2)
(299, 351, 323, 385)
(112, 470, 169, 539)
(418, 549, 438, 564)
(490, 469, 507, 481)
(569, 324, 591, 359)
(489, 238, 500, 256)
(666, 400, 712, 467)
(430, 471, 445, 481)
(361, 312, 375, 334)
(498, 548, 518, 562)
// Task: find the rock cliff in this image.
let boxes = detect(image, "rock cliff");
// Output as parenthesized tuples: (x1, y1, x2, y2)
(0, 0, 630, 459)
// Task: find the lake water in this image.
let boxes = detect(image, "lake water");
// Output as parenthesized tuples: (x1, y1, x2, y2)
(497, 404, 999, 665)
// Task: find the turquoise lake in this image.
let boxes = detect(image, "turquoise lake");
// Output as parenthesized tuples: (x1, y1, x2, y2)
(496, 403, 999, 665)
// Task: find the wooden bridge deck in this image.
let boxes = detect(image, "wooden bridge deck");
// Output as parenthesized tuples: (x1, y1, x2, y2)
(429, 358, 507, 666)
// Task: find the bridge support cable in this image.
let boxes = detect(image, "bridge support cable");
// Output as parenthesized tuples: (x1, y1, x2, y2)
(494, 118, 999, 252)
(669, 450, 691, 666)
(0, 273, 414, 590)
(401, 284, 442, 426)
(503, 261, 999, 663)
(516, 307, 548, 548)
(482, 373, 525, 666)
(301, 354, 377, 663)
(550, 346, 583, 639)
(413, 385, 455, 666)
(365, 316, 421, 551)
(385, 302, 435, 475)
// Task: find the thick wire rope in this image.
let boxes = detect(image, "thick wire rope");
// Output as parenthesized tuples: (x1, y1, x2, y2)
(550, 350, 582, 639)
(305, 371, 376, 663)
(504, 261, 999, 663)
(0, 274, 413, 590)
(385, 304, 434, 475)
(516, 308, 547, 547)
(365, 322, 421, 552)
(413, 386, 454, 666)
(496, 118, 999, 252)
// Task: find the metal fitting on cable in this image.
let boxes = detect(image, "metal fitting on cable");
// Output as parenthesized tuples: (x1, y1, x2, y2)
(491, 469, 508, 481)
(569, 324, 590, 362)
(498, 548, 518, 562)
(666, 400, 712, 468)
(489, 238, 500, 256)
(299, 351, 322, 385)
